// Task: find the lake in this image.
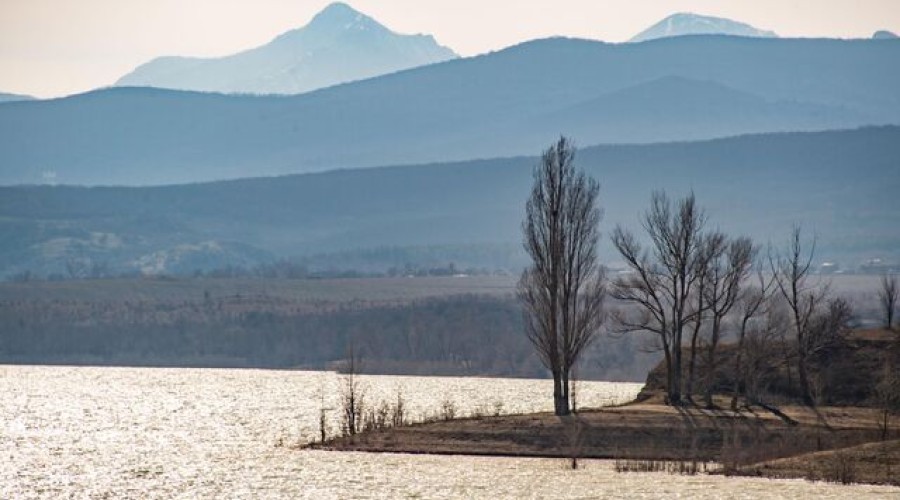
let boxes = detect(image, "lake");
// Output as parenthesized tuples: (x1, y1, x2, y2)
(2, 365, 897, 498)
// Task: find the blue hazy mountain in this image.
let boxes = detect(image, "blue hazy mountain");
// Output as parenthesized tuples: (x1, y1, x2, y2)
(511, 76, 868, 146)
(629, 13, 777, 43)
(873, 30, 898, 40)
(1, 127, 897, 278)
(1, 36, 899, 186)
(114, 2, 457, 95)
(0, 92, 35, 103)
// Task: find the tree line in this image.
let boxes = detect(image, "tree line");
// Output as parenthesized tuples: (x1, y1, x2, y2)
(0, 293, 655, 381)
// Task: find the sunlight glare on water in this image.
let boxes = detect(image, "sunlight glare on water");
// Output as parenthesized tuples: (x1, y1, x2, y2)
(1, 365, 897, 498)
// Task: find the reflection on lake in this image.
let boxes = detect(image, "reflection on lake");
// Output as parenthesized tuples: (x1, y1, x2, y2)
(2, 366, 896, 498)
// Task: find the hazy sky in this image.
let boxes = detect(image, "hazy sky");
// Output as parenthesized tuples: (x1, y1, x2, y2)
(2, 0, 898, 98)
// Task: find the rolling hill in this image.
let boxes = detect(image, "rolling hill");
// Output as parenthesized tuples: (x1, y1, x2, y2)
(1, 127, 897, 278)
(0, 92, 35, 103)
(1, 36, 898, 186)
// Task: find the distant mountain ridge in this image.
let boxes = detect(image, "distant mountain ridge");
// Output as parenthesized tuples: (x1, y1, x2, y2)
(114, 2, 457, 95)
(873, 30, 898, 40)
(630, 13, 777, 43)
(2, 36, 897, 186)
(0, 92, 35, 103)
(529, 75, 866, 146)
(1, 127, 897, 278)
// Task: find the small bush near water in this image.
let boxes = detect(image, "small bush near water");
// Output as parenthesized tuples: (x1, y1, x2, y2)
(614, 458, 710, 475)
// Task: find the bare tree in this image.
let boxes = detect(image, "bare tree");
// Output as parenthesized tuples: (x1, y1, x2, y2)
(518, 137, 606, 416)
(685, 232, 723, 401)
(805, 296, 854, 405)
(740, 305, 789, 407)
(340, 344, 365, 436)
(770, 226, 829, 406)
(875, 361, 900, 440)
(611, 192, 707, 405)
(879, 274, 898, 331)
(730, 270, 773, 410)
(700, 236, 756, 407)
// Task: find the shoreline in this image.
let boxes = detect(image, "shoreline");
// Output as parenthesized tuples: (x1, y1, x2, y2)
(309, 398, 900, 487)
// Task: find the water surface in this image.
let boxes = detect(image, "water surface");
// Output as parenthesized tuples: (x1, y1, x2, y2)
(2, 366, 896, 498)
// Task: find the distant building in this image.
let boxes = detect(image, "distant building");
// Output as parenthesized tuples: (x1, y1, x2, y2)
(819, 262, 840, 274)
(859, 258, 898, 274)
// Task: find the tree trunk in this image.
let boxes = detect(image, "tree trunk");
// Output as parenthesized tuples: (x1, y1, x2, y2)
(730, 332, 746, 411)
(702, 360, 715, 407)
(661, 347, 674, 405)
(797, 355, 814, 406)
(671, 336, 683, 405)
(703, 317, 722, 408)
(785, 355, 794, 393)
(553, 369, 570, 416)
(687, 322, 701, 401)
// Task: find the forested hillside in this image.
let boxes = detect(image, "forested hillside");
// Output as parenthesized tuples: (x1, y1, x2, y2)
(2, 127, 897, 278)
(0, 277, 653, 380)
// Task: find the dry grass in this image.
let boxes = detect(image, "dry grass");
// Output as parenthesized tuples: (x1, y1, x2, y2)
(736, 439, 900, 486)
(851, 328, 898, 342)
(312, 399, 886, 464)
(309, 386, 900, 488)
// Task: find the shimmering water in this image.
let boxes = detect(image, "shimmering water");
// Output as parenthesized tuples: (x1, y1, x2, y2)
(2, 365, 897, 498)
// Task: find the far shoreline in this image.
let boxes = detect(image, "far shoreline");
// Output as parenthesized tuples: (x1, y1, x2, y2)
(0, 362, 643, 384)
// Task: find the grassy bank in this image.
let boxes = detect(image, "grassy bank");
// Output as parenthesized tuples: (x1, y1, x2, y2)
(734, 439, 900, 485)
(311, 396, 899, 486)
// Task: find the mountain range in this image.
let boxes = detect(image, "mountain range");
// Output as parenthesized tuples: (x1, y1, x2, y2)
(0, 92, 35, 103)
(1, 35, 898, 186)
(629, 13, 777, 43)
(114, 3, 457, 95)
(1, 126, 897, 278)
(114, 8, 784, 97)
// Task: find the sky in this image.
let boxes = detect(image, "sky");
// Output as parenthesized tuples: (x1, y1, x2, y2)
(1, 0, 898, 98)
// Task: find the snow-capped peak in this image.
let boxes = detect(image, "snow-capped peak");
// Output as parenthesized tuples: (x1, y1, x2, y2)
(629, 12, 778, 43)
(308, 2, 382, 33)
